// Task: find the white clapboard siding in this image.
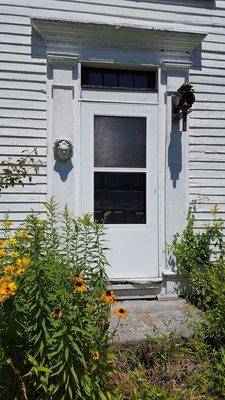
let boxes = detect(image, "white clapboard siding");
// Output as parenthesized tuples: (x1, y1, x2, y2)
(0, 193, 47, 203)
(0, 118, 46, 129)
(0, 0, 225, 229)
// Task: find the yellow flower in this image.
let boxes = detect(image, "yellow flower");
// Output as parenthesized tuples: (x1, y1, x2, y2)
(210, 204, 220, 217)
(17, 231, 29, 239)
(51, 308, 64, 318)
(16, 257, 29, 267)
(114, 308, 128, 319)
(8, 237, 18, 245)
(3, 220, 13, 228)
(70, 274, 84, 282)
(0, 277, 17, 301)
(9, 251, 20, 258)
(92, 351, 101, 361)
(0, 249, 6, 257)
(3, 265, 15, 276)
(15, 268, 25, 276)
(37, 220, 47, 227)
(100, 290, 116, 305)
(74, 282, 87, 293)
(0, 240, 7, 249)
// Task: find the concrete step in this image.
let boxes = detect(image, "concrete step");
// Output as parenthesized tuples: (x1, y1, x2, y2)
(110, 299, 199, 344)
(109, 278, 163, 300)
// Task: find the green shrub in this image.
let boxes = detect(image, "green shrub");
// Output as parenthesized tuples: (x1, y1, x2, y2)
(0, 200, 114, 400)
(171, 203, 225, 345)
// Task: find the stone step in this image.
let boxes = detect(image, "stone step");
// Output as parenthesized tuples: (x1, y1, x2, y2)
(109, 278, 163, 300)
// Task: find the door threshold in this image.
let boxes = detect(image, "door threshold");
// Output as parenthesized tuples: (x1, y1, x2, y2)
(109, 277, 163, 300)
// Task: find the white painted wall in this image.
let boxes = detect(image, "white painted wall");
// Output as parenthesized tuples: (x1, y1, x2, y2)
(0, 0, 224, 263)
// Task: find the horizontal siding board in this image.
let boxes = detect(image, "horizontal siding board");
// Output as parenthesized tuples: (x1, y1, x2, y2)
(0, 136, 46, 146)
(190, 119, 225, 128)
(0, 51, 46, 64)
(0, 99, 46, 109)
(194, 85, 225, 94)
(0, 184, 47, 194)
(0, 127, 46, 137)
(190, 137, 225, 146)
(190, 169, 225, 178)
(0, 109, 46, 119)
(0, 203, 45, 212)
(0, 90, 46, 101)
(190, 75, 225, 85)
(190, 128, 225, 136)
(0, 62, 46, 74)
(0, 193, 46, 202)
(0, 81, 46, 91)
(189, 161, 225, 170)
(0, 118, 46, 129)
(0, 72, 46, 83)
(0, 146, 46, 156)
(194, 103, 225, 110)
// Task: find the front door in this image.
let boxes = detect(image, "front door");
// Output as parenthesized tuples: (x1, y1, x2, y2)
(81, 102, 158, 279)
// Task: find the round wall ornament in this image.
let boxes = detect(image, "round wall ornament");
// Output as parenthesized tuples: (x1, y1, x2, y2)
(54, 139, 73, 163)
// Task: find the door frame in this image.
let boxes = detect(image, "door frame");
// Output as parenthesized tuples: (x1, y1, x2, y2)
(32, 17, 203, 276)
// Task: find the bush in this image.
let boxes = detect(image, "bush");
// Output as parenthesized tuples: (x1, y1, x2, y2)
(171, 203, 225, 345)
(0, 200, 115, 400)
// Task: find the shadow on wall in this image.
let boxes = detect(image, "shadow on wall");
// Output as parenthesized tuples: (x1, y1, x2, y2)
(132, 0, 216, 10)
(31, 28, 46, 59)
(54, 160, 73, 182)
(168, 120, 182, 189)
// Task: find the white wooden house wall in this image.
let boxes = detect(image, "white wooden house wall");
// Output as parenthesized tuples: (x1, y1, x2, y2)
(0, 1, 225, 289)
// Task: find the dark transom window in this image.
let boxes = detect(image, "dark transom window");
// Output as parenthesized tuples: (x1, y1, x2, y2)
(82, 67, 157, 91)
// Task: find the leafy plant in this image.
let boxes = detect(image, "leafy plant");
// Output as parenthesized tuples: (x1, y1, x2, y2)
(0, 149, 41, 192)
(171, 203, 225, 345)
(0, 199, 117, 400)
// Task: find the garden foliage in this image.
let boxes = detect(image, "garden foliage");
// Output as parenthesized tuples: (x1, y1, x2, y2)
(0, 200, 115, 400)
(171, 203, 225, 346)
(0, 149, 40, 192)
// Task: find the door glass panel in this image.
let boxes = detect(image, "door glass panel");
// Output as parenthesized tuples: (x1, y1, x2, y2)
(94, 172, 146, 224)
(94, 116, 146, 168)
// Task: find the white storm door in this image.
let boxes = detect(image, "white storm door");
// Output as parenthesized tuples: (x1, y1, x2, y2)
(81, 102, 158, 279)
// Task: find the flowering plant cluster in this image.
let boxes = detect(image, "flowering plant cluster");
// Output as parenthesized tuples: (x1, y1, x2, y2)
(0, 200, 125, 400)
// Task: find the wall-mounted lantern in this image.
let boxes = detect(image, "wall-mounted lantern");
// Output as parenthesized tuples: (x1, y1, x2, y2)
(172, 83, 195, 132)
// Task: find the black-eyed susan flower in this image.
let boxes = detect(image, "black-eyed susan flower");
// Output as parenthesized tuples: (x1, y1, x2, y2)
(0, 240, 7, 249)
(0, 277, 17, 302)
(9, 251, 20, 258)
(0, 249, 6, 257)
(15, 268, 25, 276)
(3, 265, 15, 276)
(100, 290, 116, 305)
(16, 257, 29, 267)
(3, 220, 13, 228)
(8, 237, 18, 245)
(74, 282, 87, 293)
(17, 231, 30, 239)
(70, 274, 84, 282)
(92, 351, 101, 361)
(51, 308, 64, 318)
(114, 308, 128, 319)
